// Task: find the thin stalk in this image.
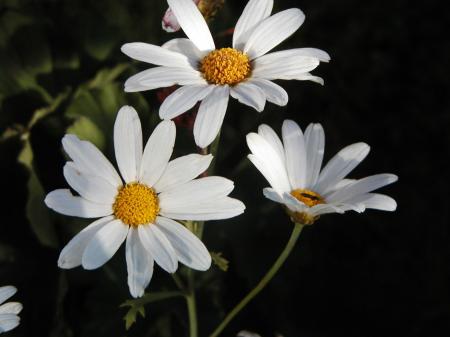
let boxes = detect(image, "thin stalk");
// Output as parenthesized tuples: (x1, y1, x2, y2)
(209, 223, 305, 337)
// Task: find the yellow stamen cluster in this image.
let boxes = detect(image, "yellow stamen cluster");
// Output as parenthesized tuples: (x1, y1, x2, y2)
(200, 48, 251, 85)
(113, 183, 159, 227)
(288, 188, 326, 225)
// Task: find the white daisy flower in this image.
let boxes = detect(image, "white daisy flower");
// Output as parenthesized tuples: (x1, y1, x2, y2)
(122, 0, 330, 148)
(0, 286, 22, 334)
(246, 120, 398, 225)
(45, 106, 245, 298)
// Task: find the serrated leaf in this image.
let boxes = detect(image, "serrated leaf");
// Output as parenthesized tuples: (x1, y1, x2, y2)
(211, 252, 230, 272)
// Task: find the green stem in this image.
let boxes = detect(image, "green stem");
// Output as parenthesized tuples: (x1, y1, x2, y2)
(209, 223, 305, 337)
(186, 290, 198, 337)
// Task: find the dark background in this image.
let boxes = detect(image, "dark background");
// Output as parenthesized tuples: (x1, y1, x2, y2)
(0, 0, 448, 336)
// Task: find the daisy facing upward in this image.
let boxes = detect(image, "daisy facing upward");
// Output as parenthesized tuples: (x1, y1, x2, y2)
(122, 0, 330, 148)
(45, 106, 245, 298)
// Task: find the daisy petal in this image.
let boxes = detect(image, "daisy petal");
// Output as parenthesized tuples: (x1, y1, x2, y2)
(156, 216, 211, 270)
(139, 120, 176, 187)
(194, 85, 230, 149)
(58, 216, 113, 269)
(0, 287, 16, 305)
(348, 193, 397, 211)
(138, 225, 178, 273)
(124, 66, 206, 92)
(230, 82, 266, 112)
(162, 38, 206, 65)
(126, 228, 154, 298)
(295, 72, 325, 85)
(282, 120, 307, 189)
(315, 142, 370, 194)
(159, 197, 245, 221)
(154, 154, 213, 192)
(121, 42, 191, 68)
(62, 135, 122, 188)
(281, 192, 309, 213)
(233, 0, 273, 50)
(262, 187, 285, 204)
(82, 219, 129, 270)
(45, 189, 113, 218)
(159, 85, 214, 120)
(244, 8, 305, 59)
(167, 0, 215, 52)
(248, 78, 288, 106)
(309, 203, 345, 216)
(304, 123, 325, 188)
(0, 314, 20, 333)
(257, 124, 285, 162)
(114, 106, 143, 183)
(0, 303, 22, 315)
(63, 162, 117, 204)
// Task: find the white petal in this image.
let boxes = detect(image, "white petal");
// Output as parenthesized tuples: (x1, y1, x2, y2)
(167, 0, 215, 52)
(193, 85, 230, 149)
(156, 216, 211, 270)
(114, 106, 143, 183)
(154, 154, 213, 192)
(233, 0, 273, 50)
(0, 314, 20, 333)
(315, 143, 370, 194)
(257, 124, 285, 162)
(62, 134, 122, 188)
(282, 120, 307, 189)
(244, 8, 305, 59)
(309, 203, 345, 216)
(246, 133, 291, 192)
(260, 47, 330, 63)
(294, 72, 325, 85)
(82, 220, 129, 270)
(347, 193, 397, 211)
(0, 287, 16, 305)
(159, 197, 245, 221)
(126, 228, 154, 298)
(162, 38, 206, 66)
(262, 187, 285, 204)
(230, 82, 266, 112)
(121, 42, 191, 68)
(58, 216, 113, 269)
(252, 53, 320, 80)
(45, 189, 113, 218)
(63, 162, 117, 204)
(159, 85, 214, 120)
(124, 66, 206, 92)
(138, 225, 178, 273)
(248, 78, 288, 106)
(0, 303, 22, 315)
(304, 123, 325, 188)
(139, 120, 176, 187)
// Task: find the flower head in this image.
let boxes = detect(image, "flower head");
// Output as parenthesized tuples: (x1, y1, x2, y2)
(0, 286, 22, 333)
(45, 106, 245, 298)
(122, 0, 330, 148)
(246, 120, 398, 224)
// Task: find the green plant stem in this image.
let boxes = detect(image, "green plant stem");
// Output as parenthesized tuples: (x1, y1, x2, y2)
(186, 288, 198, 337)
(209, 223, 305, 337)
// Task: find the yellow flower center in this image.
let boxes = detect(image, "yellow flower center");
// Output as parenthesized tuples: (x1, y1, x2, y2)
(288, 189, 326, 225)
(113, 183, 159, 227)
(200, 48, 251, 85)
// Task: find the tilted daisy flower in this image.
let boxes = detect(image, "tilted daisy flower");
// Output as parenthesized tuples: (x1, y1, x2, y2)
(45, 106, 245, 298)
(122, 0, 330, 148)
(0, 286, 22, 334)
(246, 120, 398, 225)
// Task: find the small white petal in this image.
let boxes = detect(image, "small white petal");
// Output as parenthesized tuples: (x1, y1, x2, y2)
(262, 187, 285, 204)
(156, 216, 211, 270)
(63, 162, 117, 204)
(162, 38, 206, 66)
(304, 123, 325, 188)
(82, 219, 129, 270)
(233, 0, 273, 50)
(0, 314, 20, 333)
(126, 228, 154, 298)
(244, 8, 305, 59)
(193, 85, 230, 149)
(295, 72, 325, 85)
(139, 120, 176, 187)
(62, 134, 122, 188)
(248, 78, 288, 106)
(0, 287, 16, 305)
(154, 154, 213, 192)
(138, 225, 178, 273)
(347, 193, 397, 211)
(114, 106, 143, 183)
(0, 302, 22, 315)
(121, 42, 191, 68)
(45, 189, 113, 218)
(282, 120, 307, 189)
(309, 203, 345, 216)
(124, 66, 206, 92)
(58, 216, 113, 269)
(159, 85, 214, 120)
(230, 82, 266, 112)
(167, 0, 215, 52)
(252, 53, 320, 80)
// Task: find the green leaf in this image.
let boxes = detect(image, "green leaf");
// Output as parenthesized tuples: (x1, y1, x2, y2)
(66, 116, 106, 150)
(211, 252, 230, 272)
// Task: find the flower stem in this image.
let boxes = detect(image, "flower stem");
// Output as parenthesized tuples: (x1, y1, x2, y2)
(186, 289, 198, 337)
(208, 223, 305, 337)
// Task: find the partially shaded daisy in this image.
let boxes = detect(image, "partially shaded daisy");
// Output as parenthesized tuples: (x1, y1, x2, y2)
(45, 106, 245, 298)
(122, 0, 329, 148)
(246, 120, 397, 225)
(0, 286, 22, 334)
